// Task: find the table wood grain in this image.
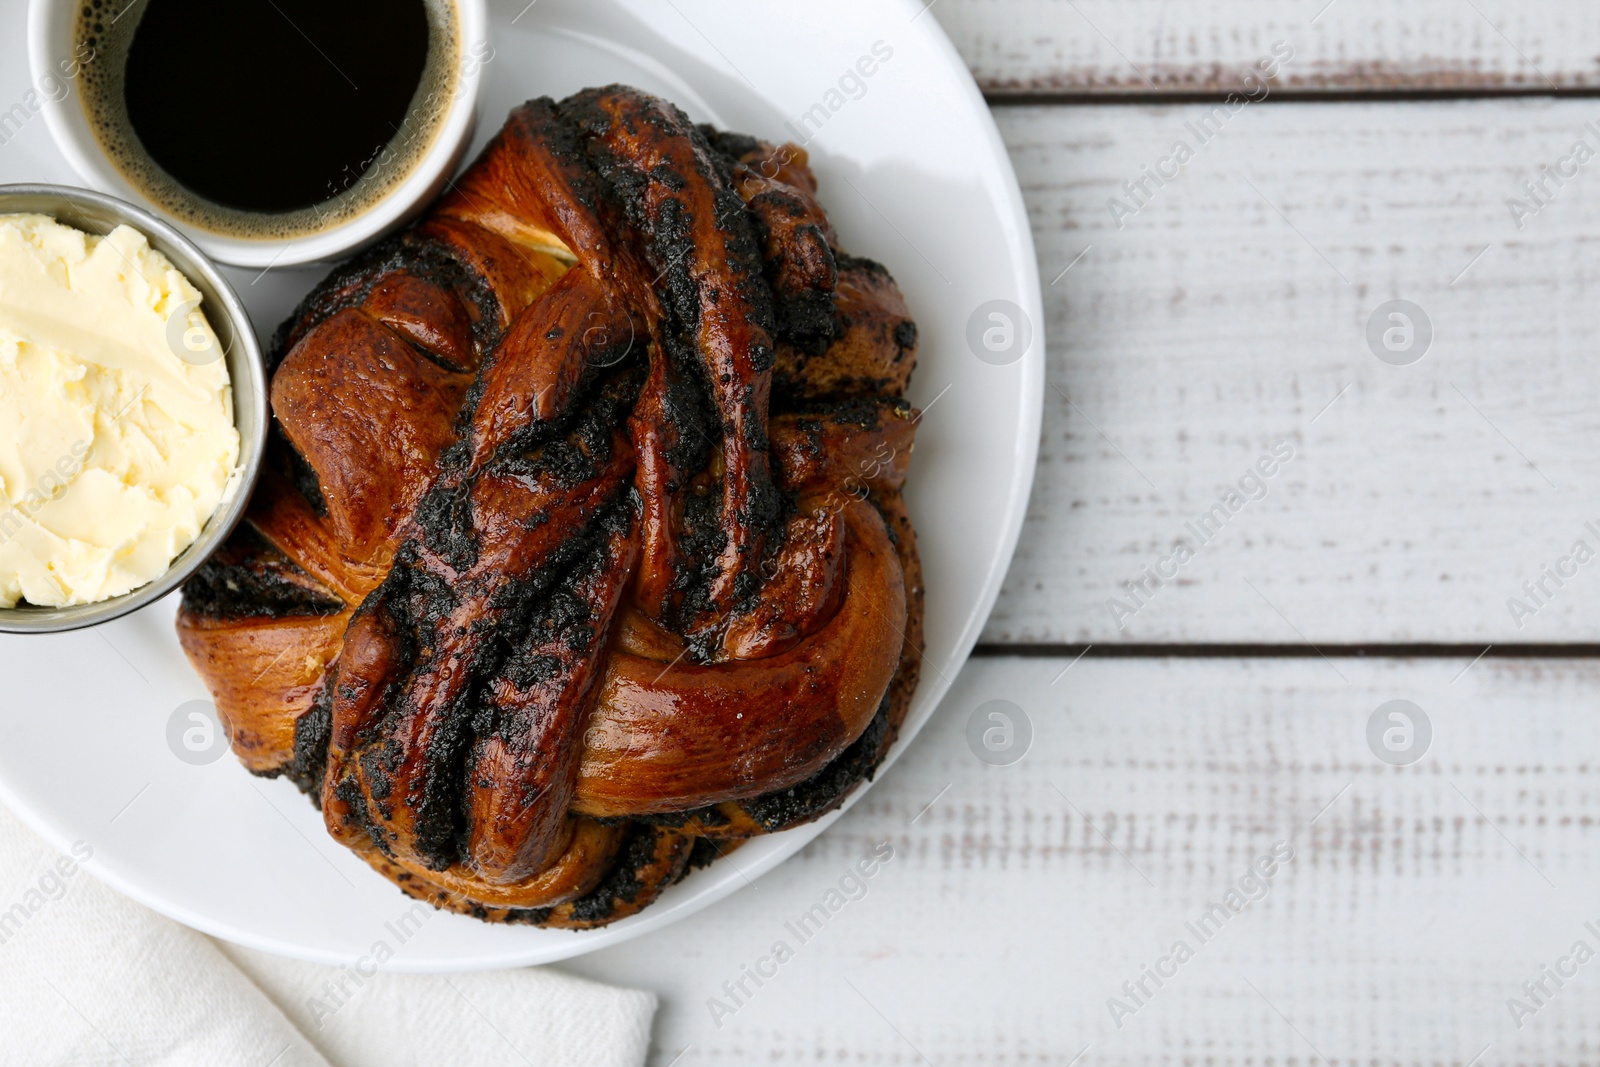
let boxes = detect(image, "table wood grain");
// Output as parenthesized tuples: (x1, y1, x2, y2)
(978, 99, 1600, 646)
(938, 0, 1600, 97)
(5, 2, 1594, 1063)
(566, 655, 1600, 1065)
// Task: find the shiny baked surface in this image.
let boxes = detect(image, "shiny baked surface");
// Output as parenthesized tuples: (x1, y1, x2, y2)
(176, 86, 923, 928)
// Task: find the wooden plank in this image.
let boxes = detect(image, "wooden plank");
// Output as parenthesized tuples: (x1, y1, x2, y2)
(979, 98, 1600, 645)
(563, 654, 1600, 1064)
(935, 0, 1600, 96)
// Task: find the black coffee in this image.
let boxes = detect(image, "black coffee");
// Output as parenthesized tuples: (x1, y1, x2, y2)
(76, 0, 459, 239)
(124, 0, 429, 213)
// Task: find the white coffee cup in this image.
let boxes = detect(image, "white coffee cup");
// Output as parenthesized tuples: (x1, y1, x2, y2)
(26, 0, 488, 268)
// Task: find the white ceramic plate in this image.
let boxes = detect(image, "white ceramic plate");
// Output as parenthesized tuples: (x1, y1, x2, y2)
(0, 0, 1042, 970)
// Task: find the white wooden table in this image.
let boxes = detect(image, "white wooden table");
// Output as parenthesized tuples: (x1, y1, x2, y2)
(558, 3, 1600, 1062)
(4, 2, 1596, 1061)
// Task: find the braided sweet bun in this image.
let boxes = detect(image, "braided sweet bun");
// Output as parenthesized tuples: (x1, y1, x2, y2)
(177, 86, 922, 928)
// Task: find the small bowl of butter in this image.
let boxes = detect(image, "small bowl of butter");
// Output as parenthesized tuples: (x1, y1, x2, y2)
(0, 184, 267, 633)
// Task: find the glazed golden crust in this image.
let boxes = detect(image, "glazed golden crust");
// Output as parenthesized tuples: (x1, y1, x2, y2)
(570, 499, 904, 817)
(177, 87, 923, 926)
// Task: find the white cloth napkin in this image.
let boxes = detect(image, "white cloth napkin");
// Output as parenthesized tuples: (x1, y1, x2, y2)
(0, 803, 656, 1067)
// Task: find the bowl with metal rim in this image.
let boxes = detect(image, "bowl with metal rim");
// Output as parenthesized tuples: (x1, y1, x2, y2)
(0, 183, 267, 634)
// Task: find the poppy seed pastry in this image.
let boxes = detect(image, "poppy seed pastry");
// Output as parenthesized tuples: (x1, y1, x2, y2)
(176, 86, 923, 927)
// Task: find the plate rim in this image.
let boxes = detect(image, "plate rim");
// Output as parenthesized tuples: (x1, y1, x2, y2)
(0, 0, 1045, 971)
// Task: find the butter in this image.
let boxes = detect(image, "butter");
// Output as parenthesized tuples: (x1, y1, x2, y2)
(0, 214, 240, 608)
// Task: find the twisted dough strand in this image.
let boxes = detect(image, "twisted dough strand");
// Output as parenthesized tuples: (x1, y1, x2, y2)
(177, 87, 922, 926)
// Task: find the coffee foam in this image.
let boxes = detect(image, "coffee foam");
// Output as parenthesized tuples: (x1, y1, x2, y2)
(73, 0, 460, 241)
